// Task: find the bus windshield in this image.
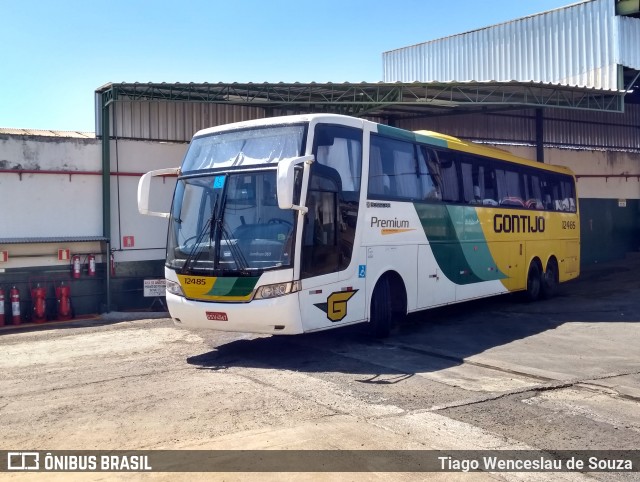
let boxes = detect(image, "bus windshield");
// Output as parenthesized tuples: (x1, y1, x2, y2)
(167, 171, 297, 275)
(181, 125, 305, 172)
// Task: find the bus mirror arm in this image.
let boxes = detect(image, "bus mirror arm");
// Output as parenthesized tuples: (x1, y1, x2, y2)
(277, 155, 314, 213)
(138, 167, 180, 217)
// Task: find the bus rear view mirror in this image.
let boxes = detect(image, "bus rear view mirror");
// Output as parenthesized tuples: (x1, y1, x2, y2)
(138, 167, 180, 218)
(277, 155, 314, 213)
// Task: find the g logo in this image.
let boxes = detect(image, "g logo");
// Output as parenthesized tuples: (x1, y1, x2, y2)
(315, 290, 358, 322)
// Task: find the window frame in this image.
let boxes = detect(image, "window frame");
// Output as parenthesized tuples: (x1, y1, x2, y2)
(366, 133, 576, 212)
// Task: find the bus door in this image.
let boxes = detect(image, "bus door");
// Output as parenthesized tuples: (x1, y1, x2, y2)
(298, 155, 365, 331)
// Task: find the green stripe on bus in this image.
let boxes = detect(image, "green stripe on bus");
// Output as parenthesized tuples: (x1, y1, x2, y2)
(206, 277, 259, 296)
(377, 124, 449, 148)
(414, 204, 505, 284)
(451, 206, 506, 282)
(229, 277, 260, 296)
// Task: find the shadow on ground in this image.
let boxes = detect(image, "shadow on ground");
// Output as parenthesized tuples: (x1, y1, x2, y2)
(187, 256, 640, 379)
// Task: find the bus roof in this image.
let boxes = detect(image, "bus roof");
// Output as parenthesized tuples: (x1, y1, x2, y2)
(192, 114, 574, 178)
(192, 113, 363, 138)
(414, 129, 575, 176)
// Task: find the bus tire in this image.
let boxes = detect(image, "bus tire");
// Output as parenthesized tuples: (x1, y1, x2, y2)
(369, 276, 393, 338)
(525, 261, 542, 302)
(541, 258, 559, 299)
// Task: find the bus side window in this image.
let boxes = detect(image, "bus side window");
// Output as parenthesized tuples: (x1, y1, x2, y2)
(523, 173, 543, 210)
(496, 168, 524, 207)
(541, 175, 555, 210)
(418, 146, 441, 201)
(461, 161, 475, 203)
(317, 139, 355, 191)
(314, 125, 362, 195)
(560, 179, 577, 212)
(368, 143, 390, 195)
(437, 151, 461, 203)
(301, 169, 341, 278)
(369, 135, 422, 200)
(482, 165, 498, 205)
(391, 143, 420, 199)
(461, 158, 498, 206)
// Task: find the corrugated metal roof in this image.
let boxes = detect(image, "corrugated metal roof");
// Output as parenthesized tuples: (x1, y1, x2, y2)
(0, 236, 107, 245)
(383, 0, 631, 91)
(396, 103, 640, 152)
(111, 101, 264, 142)
(0, 128, 95, 138)
(94, 81, 625, 140)
(619, 15, 640, 70)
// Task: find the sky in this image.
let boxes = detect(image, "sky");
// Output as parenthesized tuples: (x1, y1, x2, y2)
(0, 0, 577, 133)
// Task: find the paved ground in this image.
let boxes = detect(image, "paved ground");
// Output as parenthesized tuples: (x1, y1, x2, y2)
(1, 255, 639, 481)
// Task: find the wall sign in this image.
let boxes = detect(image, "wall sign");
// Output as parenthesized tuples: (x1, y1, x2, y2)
(143, 279, 166, 297)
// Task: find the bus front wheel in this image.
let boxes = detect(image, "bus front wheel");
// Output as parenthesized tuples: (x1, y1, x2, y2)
(369, 277, 393, 338)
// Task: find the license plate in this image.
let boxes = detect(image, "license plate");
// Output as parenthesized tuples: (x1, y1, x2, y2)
(206, 311, 228, 321)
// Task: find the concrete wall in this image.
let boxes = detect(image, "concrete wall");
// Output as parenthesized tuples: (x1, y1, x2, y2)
(108, 138, 183, 263)
(0, 133, 186, 319)
(0, 135, 102, 239)
(503, 145, 640, 199)
(496, 145, 640, 264)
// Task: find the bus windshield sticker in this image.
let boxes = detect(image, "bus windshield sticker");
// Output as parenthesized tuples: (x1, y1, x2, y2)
(213, 176, 225, 189)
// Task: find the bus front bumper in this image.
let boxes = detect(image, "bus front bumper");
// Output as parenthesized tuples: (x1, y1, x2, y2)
(166, 292, 304, 335)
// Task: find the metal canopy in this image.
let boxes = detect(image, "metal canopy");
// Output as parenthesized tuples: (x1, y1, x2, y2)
(96, 81, 626, 120)
(93, 80, 628, 313)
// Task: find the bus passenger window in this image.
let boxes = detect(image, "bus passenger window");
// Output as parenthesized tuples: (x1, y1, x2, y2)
(560, 180, 577, 212)
(481, 168, 498, 205)
(369, 144, 390, 195)
(437, 152, 460, 203)
(461, 160, 498, 206)
(461, 162, 476, 203)
(496, 169, 524, 207)
(418, 147, 441, 200)
(523, 173, 543, 209)
(314, 125, 362, 194)
(368, 135, 421, 200)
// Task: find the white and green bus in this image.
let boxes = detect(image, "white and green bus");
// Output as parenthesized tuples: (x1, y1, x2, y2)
(138, 114, 579, 336)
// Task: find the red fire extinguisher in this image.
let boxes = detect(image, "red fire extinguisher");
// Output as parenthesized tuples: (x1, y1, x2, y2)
(56, 282, 73, 321)
(10, 286, 21, 325)
(72, 255, 81, 279)
(31, 283, 47, 323)
(0, 287, 5, 326)
(88, 254, 96, 277)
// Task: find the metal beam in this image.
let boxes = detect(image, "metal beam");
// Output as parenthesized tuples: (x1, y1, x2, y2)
(536, 108, 545, 163)
(96, 82, 626, 117)
(101, 94, 111, 313)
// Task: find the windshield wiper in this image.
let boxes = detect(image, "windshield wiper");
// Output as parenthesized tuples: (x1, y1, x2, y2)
(181, 194, 219, 274)
(219, 222, 250, 273)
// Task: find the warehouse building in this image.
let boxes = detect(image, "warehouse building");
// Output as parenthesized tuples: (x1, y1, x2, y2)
(0, 0, 638, 319)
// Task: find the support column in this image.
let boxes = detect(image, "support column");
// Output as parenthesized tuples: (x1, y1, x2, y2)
(535, 108, 544, 163)
(101, 98, 111, 312)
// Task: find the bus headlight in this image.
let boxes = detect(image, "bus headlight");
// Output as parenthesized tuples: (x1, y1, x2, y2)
(166, 279, 185, 297)
(254, 281, 301, 300)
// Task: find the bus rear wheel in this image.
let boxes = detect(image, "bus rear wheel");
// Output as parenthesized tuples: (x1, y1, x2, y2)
(541, 259, 559, 299)
(525, 262, 542, 302)
(369, 276, 393, 338)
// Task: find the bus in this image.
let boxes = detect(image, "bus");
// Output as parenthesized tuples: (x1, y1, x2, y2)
(138, 114, 579, 337)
